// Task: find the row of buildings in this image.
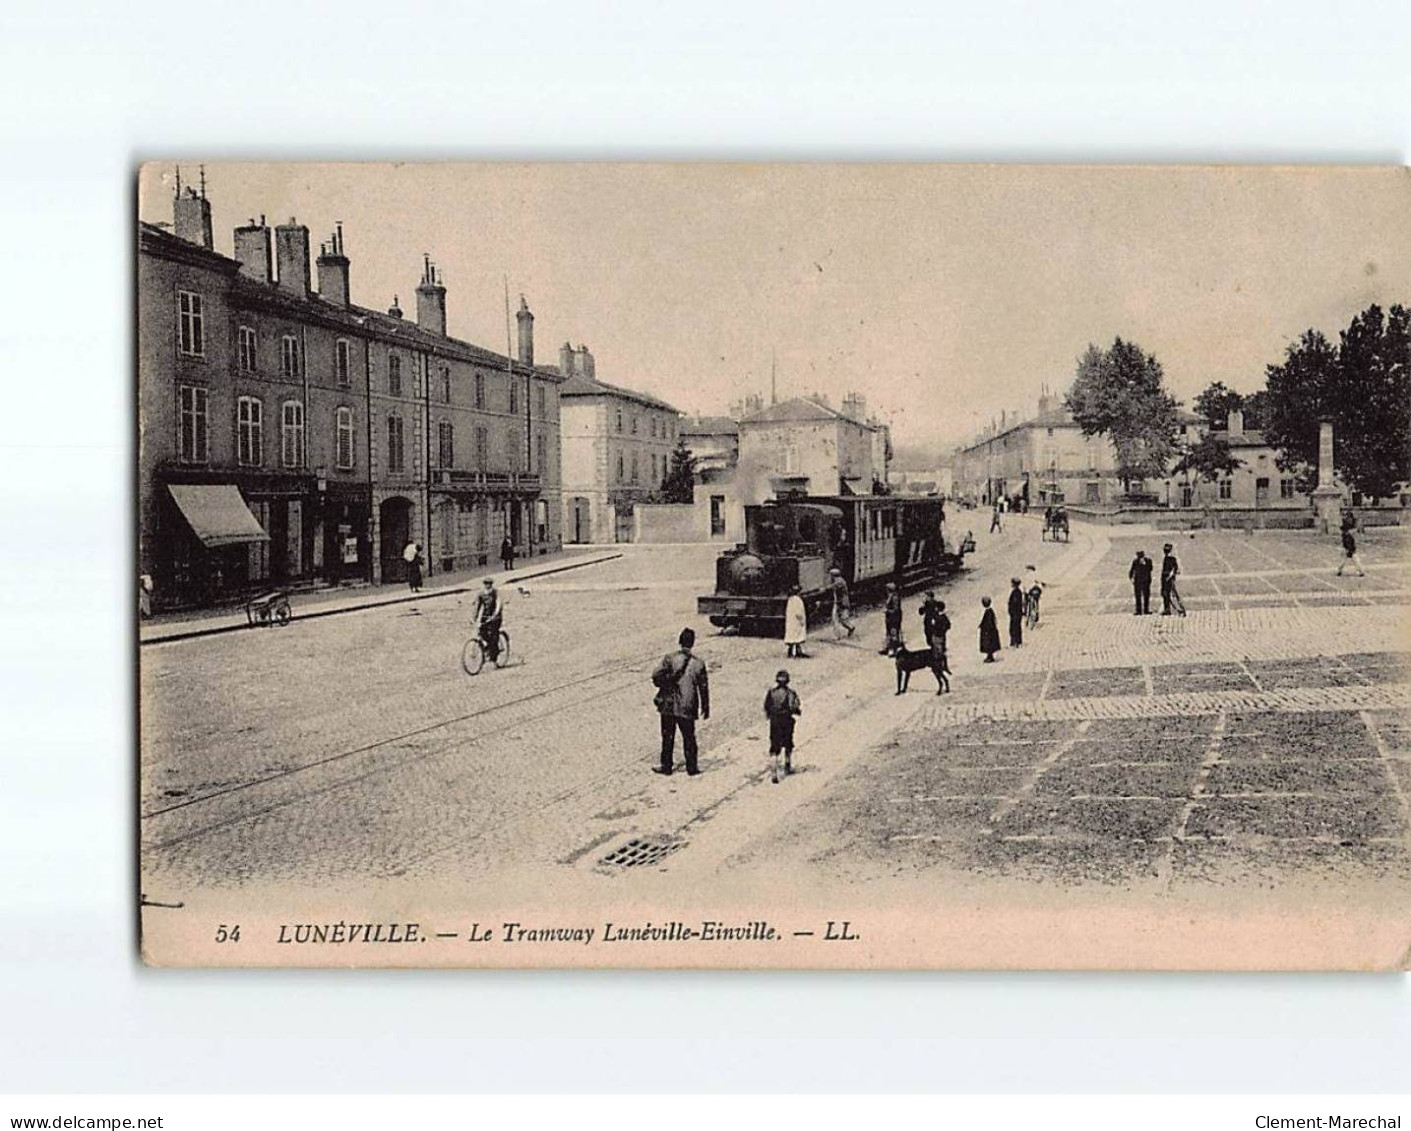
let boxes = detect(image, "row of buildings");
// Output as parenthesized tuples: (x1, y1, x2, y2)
(951, 387, 1302, 513)
(140, 178, 708, 609)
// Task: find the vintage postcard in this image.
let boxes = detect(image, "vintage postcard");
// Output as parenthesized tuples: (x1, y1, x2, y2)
(137, 163, 1411, 969)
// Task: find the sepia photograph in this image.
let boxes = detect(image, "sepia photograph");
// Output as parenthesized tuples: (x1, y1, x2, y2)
(135, 162, 1411, 969)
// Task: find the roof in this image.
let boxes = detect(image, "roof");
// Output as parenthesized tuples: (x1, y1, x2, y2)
(1224, 429, 1269, 448)
(740, 396, 874, 428)
(557, 371, 680, 414)
(961, 403, 1207, 453)
(141, 222, 561, 380)
(680, 415, 739, 437)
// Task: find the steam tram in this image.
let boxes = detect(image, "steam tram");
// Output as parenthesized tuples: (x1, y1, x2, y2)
(697, 494, 973, 635)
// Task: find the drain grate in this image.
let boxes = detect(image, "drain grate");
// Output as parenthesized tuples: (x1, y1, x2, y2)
(599, 836, 685, 869)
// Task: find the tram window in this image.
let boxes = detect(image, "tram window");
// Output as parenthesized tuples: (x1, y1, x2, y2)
(798, 515, 817, 544)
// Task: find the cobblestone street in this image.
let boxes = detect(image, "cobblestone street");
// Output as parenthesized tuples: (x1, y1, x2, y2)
(728, 523, 1411, 896)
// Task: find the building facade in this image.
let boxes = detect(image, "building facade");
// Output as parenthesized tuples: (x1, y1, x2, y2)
(139, 184, 564, 610)
(557, 345, 682, 543)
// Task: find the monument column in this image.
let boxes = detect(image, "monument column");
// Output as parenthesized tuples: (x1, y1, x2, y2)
(1310, 419, 1344, 533)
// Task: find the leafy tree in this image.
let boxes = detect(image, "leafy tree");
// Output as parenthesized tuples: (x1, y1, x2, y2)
(1262, 304, 1411, 497)
(657, 437, 697, 503)
(1064, 338, 1180, 495)
(1172, 433, 1244, 502)
(1242, 389, 1270, 431)
(1193, 381, 1245, 430)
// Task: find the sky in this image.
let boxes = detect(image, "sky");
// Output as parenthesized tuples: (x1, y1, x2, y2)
(138, 163, 1410, 452)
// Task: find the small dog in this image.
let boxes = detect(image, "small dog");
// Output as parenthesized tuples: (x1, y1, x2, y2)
(894, 645, 949, 695)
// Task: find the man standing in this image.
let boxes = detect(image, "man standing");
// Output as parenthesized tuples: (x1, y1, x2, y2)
(1128, 549, 1153, 615)
(989, 502, 1003, 534)
(1007, 577, 1025, 646)
(1337, 517, 1367, 577)
(829, 568, 856, 639)
(651, 628, 710, 777)
(500, 534, 516, 572)
(880, 583, 903, 655)
(921, 591, 951, 672)
(1160, 542, 1187, 616)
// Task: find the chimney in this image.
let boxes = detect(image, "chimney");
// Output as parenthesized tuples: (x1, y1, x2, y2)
(1228, 409, 1245, 436)
(233, 215, 272, 283)
(516, 295, 534, 366)
(415, 255, 446, 336)
(578, 345, 595, 379)
(560, 341, 575, 375)
(172, 166, 213, 249)
(388, 294, 403, 319)
(842, 392, 866, 422)
(316, 222, 350, 307)
(275, 218, 311, 297)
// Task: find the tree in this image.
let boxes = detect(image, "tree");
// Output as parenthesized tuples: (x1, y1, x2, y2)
(1064, 338, 1180, 495)
(657, 437, 697, 503)
(1242, 389, 1270, 431)
(1193, 381, 1245, 430)
(1172, 433, 1244, 503)
(1261, 304, 1411, 497)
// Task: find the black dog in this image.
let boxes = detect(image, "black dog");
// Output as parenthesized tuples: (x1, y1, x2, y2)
(894, 646, 949, 695)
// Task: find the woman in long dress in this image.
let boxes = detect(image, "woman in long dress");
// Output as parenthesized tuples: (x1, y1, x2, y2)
(979, 596, 1001, 662)
(784, 586, 809, 658)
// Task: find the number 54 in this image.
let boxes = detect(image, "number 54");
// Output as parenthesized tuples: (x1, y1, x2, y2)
(215, 924, 241, 943)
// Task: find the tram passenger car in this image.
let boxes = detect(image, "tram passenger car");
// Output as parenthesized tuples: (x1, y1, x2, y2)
(697, 494, 972, 635)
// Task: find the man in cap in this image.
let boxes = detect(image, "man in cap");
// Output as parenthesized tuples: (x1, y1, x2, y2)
(651, 628, 710, 776)
(1007, 577, 1025, 647)
(880, 582, 903, 655)
(1128, 549, 1154, 615)
(762, 669, 802, 784)
(829, 568, 855, 639)
(472, 576, 504, 664)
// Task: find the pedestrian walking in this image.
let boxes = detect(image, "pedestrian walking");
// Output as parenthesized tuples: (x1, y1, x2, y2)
(989, 502, 1004, 534)
(979, 596, 1001, 662)
(881, 583, 903, 655)
(1007, 577, 1024, 646)
(1161, 542, 1187, 616)
(500, 535, 516, 572)
(829, 568, 856, 639)
(1336, 523, 1367, 577)
(403, 540, 423, 593)
(763, 670, 802, 784)
(783, 586, 809, 658)
(651, 627, 710, 777)
(1128, 549, 1153, 615)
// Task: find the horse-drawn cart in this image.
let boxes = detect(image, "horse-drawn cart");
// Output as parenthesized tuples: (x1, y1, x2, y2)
(1042, 507, 1070, 543)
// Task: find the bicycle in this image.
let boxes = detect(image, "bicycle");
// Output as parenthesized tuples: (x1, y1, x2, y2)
(1024, 590, 1041, 631)
(461, 628, 512, 675)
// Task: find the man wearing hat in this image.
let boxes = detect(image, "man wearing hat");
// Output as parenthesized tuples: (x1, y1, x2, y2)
(471, 576, 504, 663)
(1160, 542, 1186, 617)
(1128, 549, 1154, 615)
(1007, 577, 1025, 647)
(651, 627, 710, 776)
(762, 669, 802, 784)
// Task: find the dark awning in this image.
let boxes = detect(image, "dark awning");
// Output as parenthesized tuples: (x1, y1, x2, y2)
(168, 485, 270, 548)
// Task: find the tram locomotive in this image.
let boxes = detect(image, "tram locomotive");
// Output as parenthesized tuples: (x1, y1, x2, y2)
(697, 494, 973, 635)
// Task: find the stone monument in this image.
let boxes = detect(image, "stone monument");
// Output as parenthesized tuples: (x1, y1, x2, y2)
(1309, 419, 1344, 533)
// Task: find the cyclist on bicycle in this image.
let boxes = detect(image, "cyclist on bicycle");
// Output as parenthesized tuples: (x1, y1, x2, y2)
(472, 577, 504, 665)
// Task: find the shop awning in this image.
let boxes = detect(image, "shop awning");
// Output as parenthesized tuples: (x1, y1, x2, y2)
(168, 485, 270, 548)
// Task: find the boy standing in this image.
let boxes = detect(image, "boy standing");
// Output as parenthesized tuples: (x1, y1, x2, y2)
(763, 670, 802, 784)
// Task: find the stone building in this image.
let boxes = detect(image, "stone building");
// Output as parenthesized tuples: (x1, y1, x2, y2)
(557, 345, 682, 543)
(138, 179, 564, 609)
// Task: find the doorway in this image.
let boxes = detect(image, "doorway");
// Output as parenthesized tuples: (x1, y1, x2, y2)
(379, 496, 413, 582)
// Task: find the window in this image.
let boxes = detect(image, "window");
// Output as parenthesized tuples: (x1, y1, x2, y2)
(336, 339, 351, 387)
(177, 291, 205, 357)
(509, 377, 518, 414)
(238, 326, 257, 372)
(281, 335, 300, 377)
(437, 420, 454, 469)
(281, 400, 305, 468)
(1218, 478, 1232, 500)
(336, 407, 354, 470)
(1280, 478, 1297, 499)
(386, 415, 405, 472)
(475, 373, 485, 409)
(630, 452, 639, 483)
(388, 353, 402, 397)
(616, 451, 624, 482)
(651, 453, 658, 481)
(537, 385, 546, 415)
(616, 409, 623, 433)
(441, 366, 452, 403)
(535, 431, 546, 474)
(506, 429, 520, 472)
(237, 396, 263, 466)
(178, 385, 208, 462)
(475, 426, 488, 470)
